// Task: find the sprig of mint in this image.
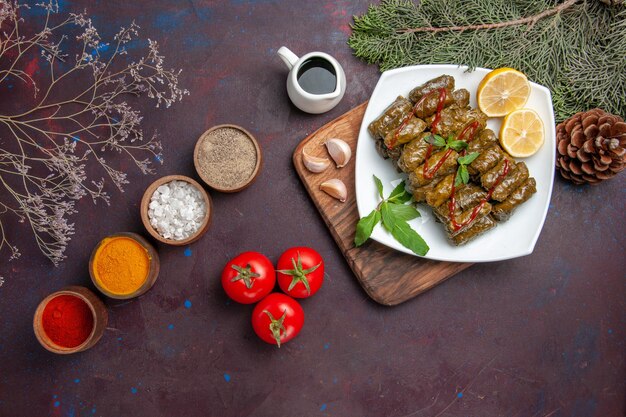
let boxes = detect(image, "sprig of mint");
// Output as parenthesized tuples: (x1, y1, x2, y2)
(425, 133, 468, 153)
(454, 152, 480, 186)
(354, 175, 429, 256)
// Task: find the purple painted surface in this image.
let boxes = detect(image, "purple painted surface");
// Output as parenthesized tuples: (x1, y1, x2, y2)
(0, 1, 624, 416)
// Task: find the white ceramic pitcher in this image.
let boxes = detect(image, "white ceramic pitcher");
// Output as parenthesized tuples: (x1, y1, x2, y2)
(277, 46, 346, 114)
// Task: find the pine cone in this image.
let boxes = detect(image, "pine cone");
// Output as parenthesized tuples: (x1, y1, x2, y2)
(555, 108, 626, 185)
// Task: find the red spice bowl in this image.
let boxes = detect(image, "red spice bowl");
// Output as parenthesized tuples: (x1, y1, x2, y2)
(33, 286, 108, 354)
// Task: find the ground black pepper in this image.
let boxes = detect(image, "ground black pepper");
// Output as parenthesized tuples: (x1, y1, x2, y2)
(197, 127, 258, 190)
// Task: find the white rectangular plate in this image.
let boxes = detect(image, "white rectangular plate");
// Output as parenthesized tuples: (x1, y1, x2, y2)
(355, 65, 555, 263)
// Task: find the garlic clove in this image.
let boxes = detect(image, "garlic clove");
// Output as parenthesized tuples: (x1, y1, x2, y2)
(301, 149, 331, 173)
(320, 179, 347, 203)
(324, 138, 352, 168)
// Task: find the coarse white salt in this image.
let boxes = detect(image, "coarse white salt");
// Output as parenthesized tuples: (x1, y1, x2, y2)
(147, 180, 206, 240)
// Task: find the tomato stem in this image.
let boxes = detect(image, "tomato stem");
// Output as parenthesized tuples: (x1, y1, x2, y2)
(230, 264, 260, 289)
(277, 252, 320, 295)
(263, 310, 287, 348)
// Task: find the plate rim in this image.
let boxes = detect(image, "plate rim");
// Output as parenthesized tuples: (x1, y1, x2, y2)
(355, 64, 555, 263)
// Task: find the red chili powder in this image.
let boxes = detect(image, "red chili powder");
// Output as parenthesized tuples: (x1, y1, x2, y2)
(42, 295, 94, 348)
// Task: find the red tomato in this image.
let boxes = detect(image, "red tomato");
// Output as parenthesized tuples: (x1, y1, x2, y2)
(252, 293, 304, 347)
(221, 252, 275, 304)
(276, 247, 324, 298)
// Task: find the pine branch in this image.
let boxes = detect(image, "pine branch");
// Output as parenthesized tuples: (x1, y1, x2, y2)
(397, 0, 579, 33)
(348, 0, 626, 122)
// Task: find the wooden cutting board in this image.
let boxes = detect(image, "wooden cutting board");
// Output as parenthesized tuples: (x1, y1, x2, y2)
(293, 102, 472, 306)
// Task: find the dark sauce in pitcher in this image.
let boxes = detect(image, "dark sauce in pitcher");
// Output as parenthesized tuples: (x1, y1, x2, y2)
(297, 58, 337, 94)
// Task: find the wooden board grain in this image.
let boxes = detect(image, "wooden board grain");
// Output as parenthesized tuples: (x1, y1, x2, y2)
(293, 102, 472, 306)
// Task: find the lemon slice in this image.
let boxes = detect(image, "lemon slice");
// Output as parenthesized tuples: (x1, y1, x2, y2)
(499, 109, 545, 157)
(477, 68, 531, 117)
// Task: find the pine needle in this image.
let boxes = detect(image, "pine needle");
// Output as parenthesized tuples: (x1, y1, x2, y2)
(348, 0, 626, 122)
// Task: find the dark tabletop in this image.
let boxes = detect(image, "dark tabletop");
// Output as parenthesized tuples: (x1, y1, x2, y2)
(1, 1, 624, 416)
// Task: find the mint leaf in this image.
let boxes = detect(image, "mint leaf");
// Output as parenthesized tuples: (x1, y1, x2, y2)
(389, 190, 412, 204)
(355, 209, 381, 247)
(457, 152, 480, 165)
(461, 165, 469, 184)
(388, 181, 406, 200)
(425, 134, 446, 147)
(455, 151, 479, 186)
(447, 139, 468, 152)
(380, 201, 395, 233)
(390, 220, 429, 256)
(354, 176, 428, 253)
(373, 175, 384, 199)
(455, 166, 464, 186)
(455, 165, 470, 186)
(388, 203, 420, 221)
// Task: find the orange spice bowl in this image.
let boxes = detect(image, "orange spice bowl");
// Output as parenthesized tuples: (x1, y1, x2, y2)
(140, 175, 213, 246)
(89, 232, 160, 299)
(193, 124, 262, 193)
(33, 286, 108, 355)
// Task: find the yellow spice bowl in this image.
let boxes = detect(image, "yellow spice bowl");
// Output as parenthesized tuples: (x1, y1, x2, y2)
(89, 232, 160, 299)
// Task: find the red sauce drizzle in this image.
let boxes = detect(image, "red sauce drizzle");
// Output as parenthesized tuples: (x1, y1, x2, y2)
(423, 120, 480, 179)
(389, 88, 447, 149)
(424, 148, 454, 179)
(448, 159, 510, 232)
(457, 121, 480, 149)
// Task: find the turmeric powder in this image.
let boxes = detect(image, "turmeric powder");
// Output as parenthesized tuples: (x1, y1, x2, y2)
(93, 236, 150, 295)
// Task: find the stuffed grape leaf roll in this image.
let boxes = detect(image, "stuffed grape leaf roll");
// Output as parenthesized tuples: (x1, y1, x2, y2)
(491, 162, 529, 202)
(450, 216, 497, 246)
(425, 174, 455, 208)
(492, 178, 537, 221)
(469, 145, 506, 175)
(383, 117, 427, 149)
(397, 133, 431, 173)
(408, 75, 455, 103)
(480, 156, 515, 190)
(368, 96, 413, 139)
(410, 149, 459, 188)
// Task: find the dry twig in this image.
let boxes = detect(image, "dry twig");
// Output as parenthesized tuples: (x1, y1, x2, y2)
(0, 0, 188, 266)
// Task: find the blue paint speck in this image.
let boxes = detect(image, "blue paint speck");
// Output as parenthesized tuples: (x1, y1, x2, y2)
(168, 324, 174, 330)
(118, 337, 123, 341)
(184, 247, 192, 257)
(74, 378, 80, 383)
(130, 387, 138, 394)
(54, 401, 60, 407)
(184, 299, 192, 309)
(91, 408, 96, 414)
(608, 329, 613, 334)
(162, 346, 176, 358)
(71, 136, 79, 142)
(457, 392, 463, 398)
(53, 395, 58, 399)
(223, 373, 231, 382)
(320, 403, 327, 411)
(323, 342, 330, 350)
(155, 155, 163, 163)
(7, 84, 13, 89)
